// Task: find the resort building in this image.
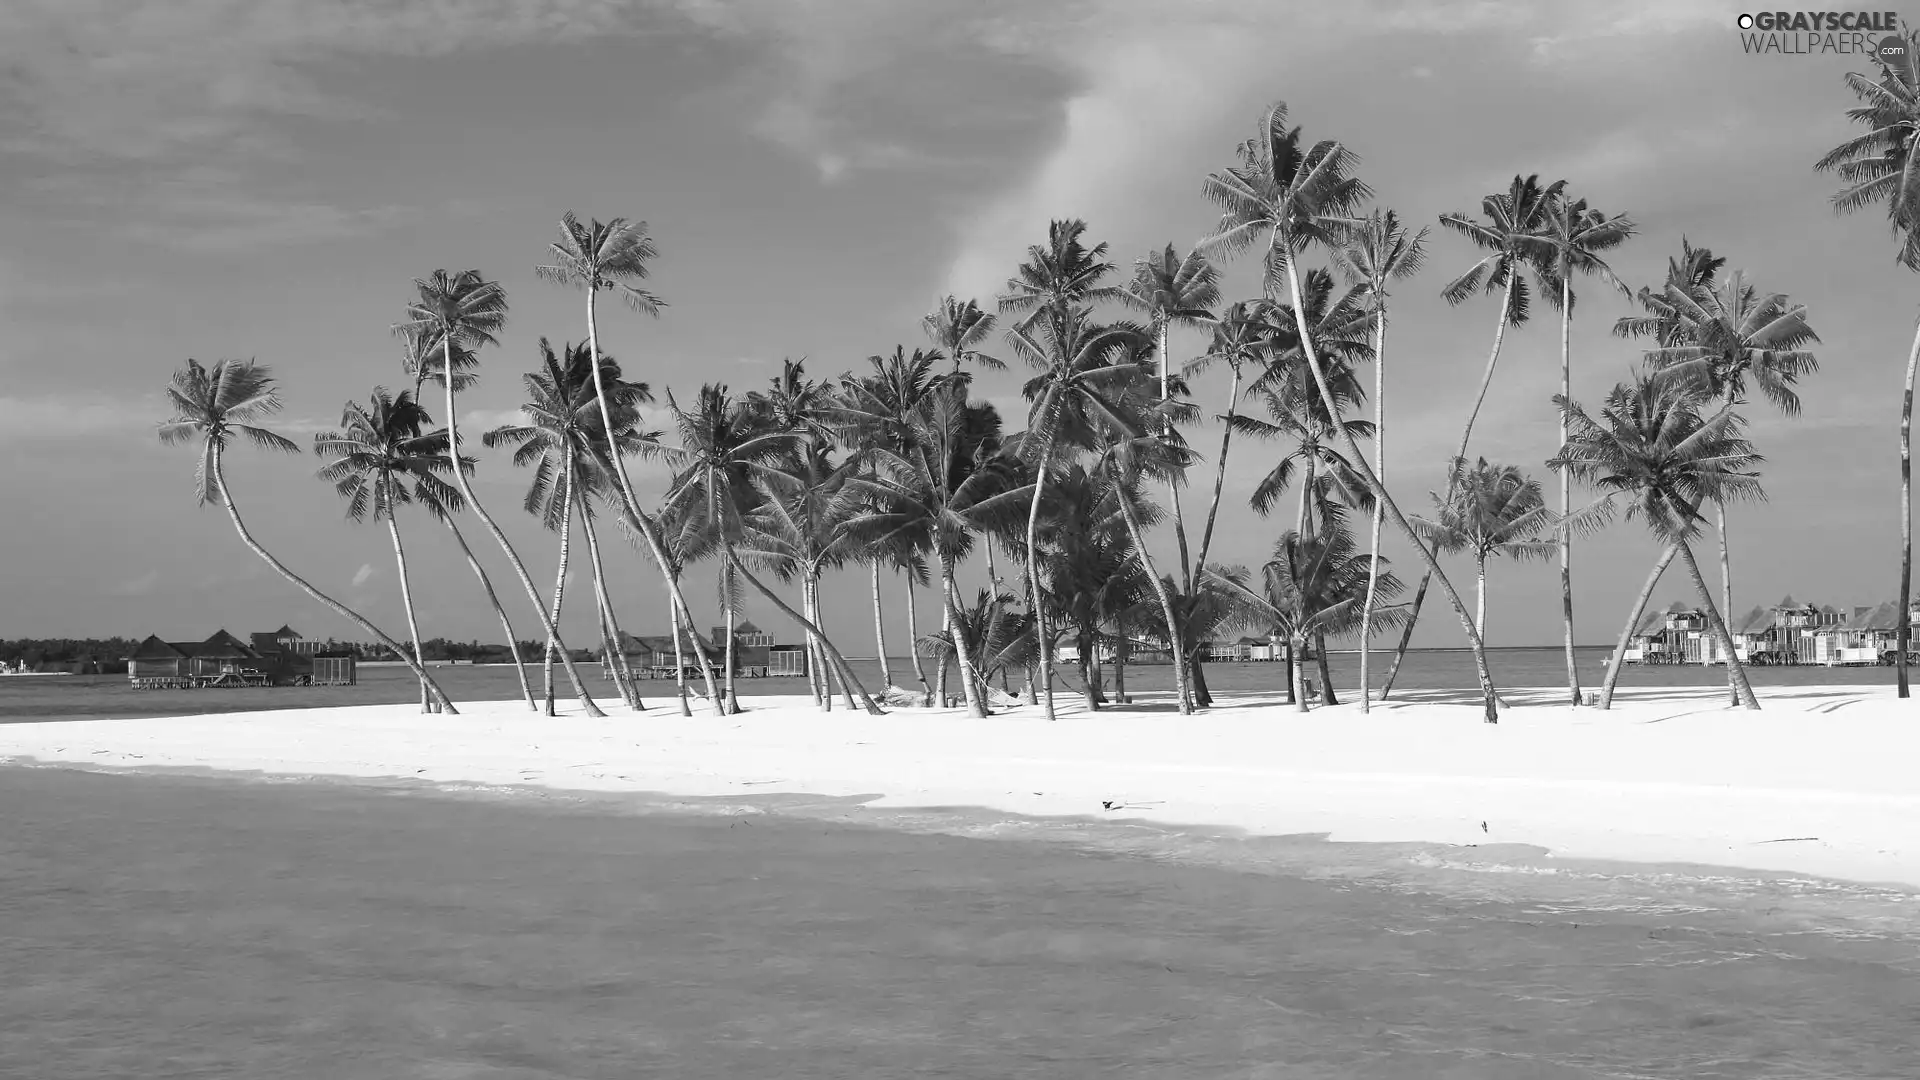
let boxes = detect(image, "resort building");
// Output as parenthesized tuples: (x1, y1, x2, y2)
(603, 621, 778, 678)
(1623, 596, 1862, 666)
(125, 627, 355, 687)
(1811, 599, 1920, 665)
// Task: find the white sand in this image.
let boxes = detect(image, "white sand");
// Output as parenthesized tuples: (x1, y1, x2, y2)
(3, 684, 1916, 888)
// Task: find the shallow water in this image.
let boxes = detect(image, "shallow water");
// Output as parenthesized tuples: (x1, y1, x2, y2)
(4, 763, 1915, 1077)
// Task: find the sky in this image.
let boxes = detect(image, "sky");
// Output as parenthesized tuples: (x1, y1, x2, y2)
(0, 0, 1913, 654)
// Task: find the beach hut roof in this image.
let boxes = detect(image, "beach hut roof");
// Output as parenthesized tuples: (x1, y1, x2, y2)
(1632, 610, 1666, 637)
(196, 629, 258, 659)
(248, 633, 286, 655)
(1774, 594, 1797, 609)
(1729, 606, 1771, 635)
(734, 620, 762, 634)
(273, 625, 299, 638)
(131, 634, 188, 660)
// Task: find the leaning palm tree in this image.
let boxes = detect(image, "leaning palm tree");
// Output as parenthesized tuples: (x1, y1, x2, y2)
(158, 359, 455, 711)
(1121, 244, 1221, 587)
(1409, 458, 1559, 639)
(1619, 262, 1819, 705)
(395, 270, 607, 716)
(1552, 371, 1765, 710)
(533, 214, 728, 711)
(1331, 208, 1428, 711)
(1182, 300, 1273, 576)
(1538, 191, 1637, 705)
(312, 388, 466, 713)
(1815, 30, 1920, 696)
(1199, 99, 1502, 722)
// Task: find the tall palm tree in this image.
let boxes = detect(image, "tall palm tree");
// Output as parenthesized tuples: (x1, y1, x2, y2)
(1332, 208, 1428, 711)
(923, 297, 1006, 381)
(157, 359, 456, 711)
(1199, 100, 1503, 723)
(1553, 372, 1765, 709)
(1182, 300, 1272, 574)
(392, 269, 606, 717)
(1409, 459, 1559, 639)
(1619, 263, 1819, 705)
(998, 219, 1126, 334)
(1815, 31, 1920, 696)
(1121, 244, 1221, 588)
(1007, 303, 1179, 719)
(313, 388, 466, 712)
(1379, 174, 1564, 701)
(406, 336, 535, 711)
(533, 214, 728, 711)
(1538, 192, 1636, 705)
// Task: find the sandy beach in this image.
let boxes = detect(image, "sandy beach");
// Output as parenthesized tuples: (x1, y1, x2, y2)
(4, 684, 1915, 890)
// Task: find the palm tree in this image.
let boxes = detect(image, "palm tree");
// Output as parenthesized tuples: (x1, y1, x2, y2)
(405, 336, 535, 711)
(1206, 518, 1403, 713)
(1537, 192, 1637, 705)
(1237, 382, 1375, 539)
(1007, 303, 1179, 719)
(392, 269, 605, 717)
(1331, 208, 1428, 711)
(1552, 372, 1765, 710)
(998, 219, 1126, 334)
(533, 214, 729, 711)
(918, 588, 1039, 704)
(847, 383, 1026, 718)
(312, 388, 466, 713)
(1121, 244, 1221, 588)
(1815, 31, 1920, 696)
(1199, 100, 1503, 723)
(1182, 300, 1272, 574)
(1619, 261, 1820, 705)
(1409, 459, 1559, 639)
(1030, 463, 1156, 709)
(157, 359, 456, 711)
(923, 297, 1006, 381)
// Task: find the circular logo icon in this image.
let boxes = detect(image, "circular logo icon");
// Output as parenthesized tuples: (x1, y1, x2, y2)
(1878, 34, 1910, 66)
(1737, 13, 1754, 30)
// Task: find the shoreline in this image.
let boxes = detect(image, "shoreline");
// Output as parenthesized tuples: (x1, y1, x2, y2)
(2, 685, 1916, 892)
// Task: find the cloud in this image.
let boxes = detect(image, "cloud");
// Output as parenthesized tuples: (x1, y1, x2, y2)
(0, 395, 157, 440)
(351, 563, 377, 587)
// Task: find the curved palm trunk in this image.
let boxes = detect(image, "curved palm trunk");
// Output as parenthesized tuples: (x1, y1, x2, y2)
(209, 442, 455, 712)
(1024, 423, 1061, 722)
(385, 516, 433, 713)
(1279, 247, 1500, 722)
(904, 570, 931, 705)
(1192, 364, 1243, 577)
(803, 578, 828, 711)
(1559, 275, 1581, 706)
(1600, 543, 1679, 710)
(1383, 280, 1516, 698)
(578, 491, 642, 710)
(439, 338, 603, 717)
(727, 547, 884, 714)
(441, 515, 535, 710)
(1717, 503, 1738, 707)
(1898, 317, 1918, 698)
(1159, 320, 1194, 592)
(722, 559, 740, 714)
(584, 294, 723, 715)
(1109, 460, 1192, 715)
(870, 560, 893, 689)
(1360, 312, 1386, 713)
(545, 462, 575, 714)
(667, 585, 691, 716)
(1676, 540, 1760, 709)
(937, 555, 990, 717)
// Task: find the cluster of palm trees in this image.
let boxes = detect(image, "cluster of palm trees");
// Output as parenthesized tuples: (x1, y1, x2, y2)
(165, 62, 1916, 722)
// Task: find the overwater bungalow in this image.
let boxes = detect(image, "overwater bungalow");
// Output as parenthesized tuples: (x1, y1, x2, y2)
(1811, 600, 1920, 666)
(603, 622, 775, 678)
(125, 626, 354, 688)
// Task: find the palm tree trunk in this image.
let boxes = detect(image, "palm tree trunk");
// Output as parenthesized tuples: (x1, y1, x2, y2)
(1291, 633, 1309, 713)
(722, 559, 740, 713)
(438, 338, 602, 717)
(904, 569, 931, 705)
(1676, 540, 1760, 709)
(1192, 364, 1243, 577)
(385, 516, 432, 713)
(938, 555, 990, 717)
(1108, 459, 1192, 714)
(590, 576, 624, 705)
(672, 589, 721, 708)
(544, 461, 574, 713)
(1114, 635, 1128, 705)
(1382, 280, 1516, 700)
(440, 514, 535, 710)
(1078, 628, 1099, 710)
(1314, 631, 1338, 706)
(813, 570, 857, 711)
(1279, 246, 1500, 723)
(1025, 421, 1061, 722)
(1600, 543, 1678, 710)
(870, 560, 893, 689)
(1361, 311, 1386, 714)
(726, 547, 884, 715)
(1477, 553, 1487, 638)
(1282, 639, 1296, 704)
(1898, 315, 1918, 698)
(1559, 275, 1581, 706)
(208, 441, 455, 712)
(1160, 320, 1194, 593)
(578, 491, 642, 710)
(935, 601, 952, 707)
(1717, 502, 1738, 707)
(804, 578, 829, 711)
(1297, 452, 1315, 539)
(668, 586, 691, 716)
